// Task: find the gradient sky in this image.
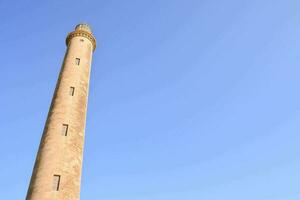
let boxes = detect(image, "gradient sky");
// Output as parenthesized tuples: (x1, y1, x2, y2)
(1, 0, 300, 199)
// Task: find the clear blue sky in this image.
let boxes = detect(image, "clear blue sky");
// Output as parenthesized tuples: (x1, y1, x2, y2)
(1, 0, 300, 199)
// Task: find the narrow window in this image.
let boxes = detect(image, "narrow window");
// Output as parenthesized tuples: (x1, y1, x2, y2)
(75, 58, 80, 65)
(52, 175, 61, 191)
(61, 124, 68, 136)
(80, 39, 84, 42)
(69, 87, 75, 96)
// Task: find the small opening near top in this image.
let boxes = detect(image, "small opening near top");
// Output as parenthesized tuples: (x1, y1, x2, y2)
(75, 58, 80, 65)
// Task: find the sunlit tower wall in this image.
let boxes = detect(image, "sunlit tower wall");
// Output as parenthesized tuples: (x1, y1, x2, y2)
(26, 24, 96, 200)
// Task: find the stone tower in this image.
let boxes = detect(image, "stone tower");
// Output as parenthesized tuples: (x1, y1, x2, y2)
(26, 24, 96, 200)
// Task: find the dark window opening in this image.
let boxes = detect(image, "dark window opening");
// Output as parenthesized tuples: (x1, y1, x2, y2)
(69, 87, 75, 96)
(53, 175, 61, 191)
(75, 58, 80, 65)
(62, 124, 68, 136)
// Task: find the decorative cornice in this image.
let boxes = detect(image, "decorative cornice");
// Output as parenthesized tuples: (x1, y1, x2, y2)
(66, 30, 96, 51)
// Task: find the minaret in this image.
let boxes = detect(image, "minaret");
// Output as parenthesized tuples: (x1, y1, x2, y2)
(26, 24, 96, 200)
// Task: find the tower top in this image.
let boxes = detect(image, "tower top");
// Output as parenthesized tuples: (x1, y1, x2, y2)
(75, 23, 92, 33)
(66, 23, 96, 51)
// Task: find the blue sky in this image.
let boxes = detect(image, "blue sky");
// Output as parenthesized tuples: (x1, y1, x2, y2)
(1, 0, 300, 199)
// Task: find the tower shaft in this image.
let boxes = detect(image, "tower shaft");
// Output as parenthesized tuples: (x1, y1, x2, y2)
(26, 24, 96, 200)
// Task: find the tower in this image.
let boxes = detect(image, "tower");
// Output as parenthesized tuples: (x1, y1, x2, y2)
(26, 24, 96, 200)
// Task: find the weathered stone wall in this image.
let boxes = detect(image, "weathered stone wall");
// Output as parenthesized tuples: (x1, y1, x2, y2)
(26, 25, 95, 200)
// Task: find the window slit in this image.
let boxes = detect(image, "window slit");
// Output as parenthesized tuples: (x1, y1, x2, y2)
(62, 124, 68, 136)
(53, 175, 61, 191)
(75, 58, 80, 65)
(69, 87, 75, 96)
